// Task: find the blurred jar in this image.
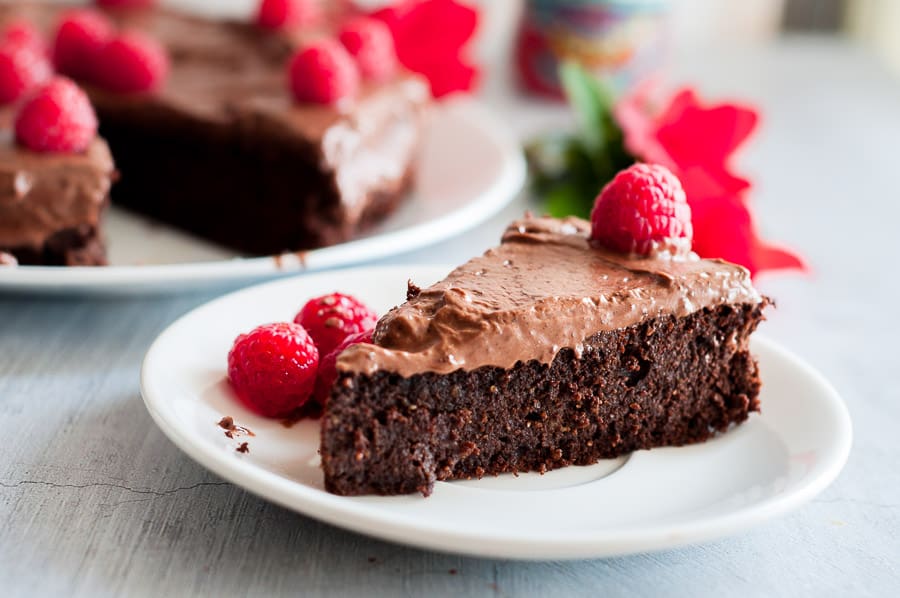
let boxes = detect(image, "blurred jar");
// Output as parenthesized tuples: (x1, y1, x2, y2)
(516, 0, 671, 98)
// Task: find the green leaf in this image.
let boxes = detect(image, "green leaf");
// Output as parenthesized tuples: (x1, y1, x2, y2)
(558, 61, 615, 155)
(527, 62, 635, 219)
(544, 181, 592, 219)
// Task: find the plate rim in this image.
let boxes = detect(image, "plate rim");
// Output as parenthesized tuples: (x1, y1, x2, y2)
(140, 266, 853, 560)
(0, 98, 526, 292)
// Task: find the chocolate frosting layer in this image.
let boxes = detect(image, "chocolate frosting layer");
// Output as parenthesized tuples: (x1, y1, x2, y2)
(338, 216, 763, 377)
(92, 7, 430, 135)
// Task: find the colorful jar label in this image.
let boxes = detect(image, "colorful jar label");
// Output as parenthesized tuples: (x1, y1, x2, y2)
(517, 0, 670, 97)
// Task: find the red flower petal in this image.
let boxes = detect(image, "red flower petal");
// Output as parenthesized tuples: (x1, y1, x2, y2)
(619, 86, 758, 177)
(752, 243, 807, 274)
(657, 97, 758, 170)
(372, 0, 479, 98)
(690, 191, 805, 277)
(404, 55, 478, 97)
(374, 0, 477, 53)
(656, 88, 698, 128)
(679, 164, 751, 200)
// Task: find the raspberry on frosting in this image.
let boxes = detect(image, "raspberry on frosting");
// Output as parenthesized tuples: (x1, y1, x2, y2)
(227, 322, 320, 418)
(14, 77, 98, 153)
(94, 30, 169, 93)
(0, 39, 52, 105)
(257, 0, 317, 31)
(52, 9, 114, 82)
(295, 292, 378, 358)
(590, 163, 693, 257)
(338, 17, 398, 82)
(288, 39, 360, 105)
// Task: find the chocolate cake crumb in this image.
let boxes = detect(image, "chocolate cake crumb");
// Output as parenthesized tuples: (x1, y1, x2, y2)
(236, 442, 249, 453)
(406, 280, 422, 300)
(367, 557, 377, 563)
(217, 416, 254, 439)
(448, 569, 458, 575)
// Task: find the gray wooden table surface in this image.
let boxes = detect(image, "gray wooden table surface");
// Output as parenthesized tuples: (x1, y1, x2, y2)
(2, 37, 899, 597)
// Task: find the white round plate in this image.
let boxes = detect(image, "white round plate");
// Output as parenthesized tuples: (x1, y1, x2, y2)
(0, 99, 524, 294)
(140, 266, 853, 560)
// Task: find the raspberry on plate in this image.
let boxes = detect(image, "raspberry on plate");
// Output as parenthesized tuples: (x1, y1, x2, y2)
(14, 77, 98, 153)
(313, 328, 373, 405)
(52, 9, 114, 81)
(288, 39, 359, 105)
(227, 322, 320, 418)
(295, 292, 378, 358)
(94, 30, 169, 93)
(590, 163, 693, 257)
(0, 40, 52, 105)
(256, 0, 317, 31)
(338, 17, 398, 82)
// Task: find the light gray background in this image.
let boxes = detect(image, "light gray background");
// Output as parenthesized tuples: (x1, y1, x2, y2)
(1, 38, 899, 596)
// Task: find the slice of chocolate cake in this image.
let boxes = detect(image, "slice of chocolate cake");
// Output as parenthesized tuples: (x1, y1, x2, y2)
(0, 122, 114, 266)
(84, 9, 429, 255)
(321, 215, 769, 496)
(0, 4, 429, 257)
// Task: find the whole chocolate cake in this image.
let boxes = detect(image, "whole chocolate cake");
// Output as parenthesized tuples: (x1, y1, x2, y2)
(321, 215, 768, 496)
(0, 3, 429, 263)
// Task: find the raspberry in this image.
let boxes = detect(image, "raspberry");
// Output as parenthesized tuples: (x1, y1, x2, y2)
(338, 17, 398, 82)
(94, 31, 169, 93)
(52, 9, 114, 81)
(313, 329, 373, 405)
(288, 39, 359, 105)
(294, 292, 377, 358)
(256, 0, 317, 31)
(590, 163, 693, 256)
(15, 77, 98, 153)
(2, 19, 46, 55)
(0, 40, 52, 105)
(227, 322, 320, 418)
